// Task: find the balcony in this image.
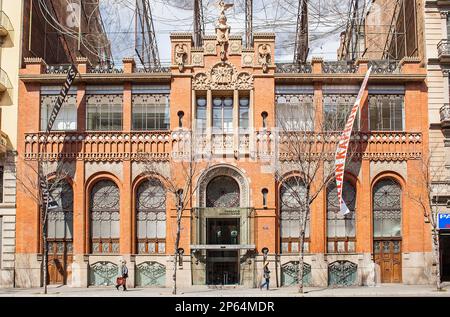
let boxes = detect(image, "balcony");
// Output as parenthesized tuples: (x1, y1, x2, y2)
(0, 11, 13, 42)
(0, 67, 12, 93)
(438, 39, 450, 63)
(441, 104, 450, 129)
(0, 131, 8, 153)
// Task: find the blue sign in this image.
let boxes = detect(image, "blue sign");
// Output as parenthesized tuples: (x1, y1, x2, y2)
(438, 213, 450, 229)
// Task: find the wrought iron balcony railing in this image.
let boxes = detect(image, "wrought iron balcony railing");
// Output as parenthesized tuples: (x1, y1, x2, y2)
(438, 39, 450, 60)
(440, 104, 450, 128)
(0, 11, 13, 40)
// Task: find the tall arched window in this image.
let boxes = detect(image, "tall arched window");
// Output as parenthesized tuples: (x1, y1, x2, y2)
(372, 178, 403, 283)
(136, 179, 166, 254)
(280, 177, 310, 254)
(90, 180, 120, 254)
(327, 181, 356, 253)
(47, 179, 74, 284)
(373, 179, 402, 238)
(206, 176, 240, 208)
(48, 180, 73, 242)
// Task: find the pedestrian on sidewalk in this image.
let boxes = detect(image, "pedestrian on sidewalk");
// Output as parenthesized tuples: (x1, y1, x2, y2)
(260, 261, 270, 290)
(116, 259, 129, 291)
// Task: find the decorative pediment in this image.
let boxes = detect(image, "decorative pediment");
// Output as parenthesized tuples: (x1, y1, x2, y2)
(193, 62, 254, 90)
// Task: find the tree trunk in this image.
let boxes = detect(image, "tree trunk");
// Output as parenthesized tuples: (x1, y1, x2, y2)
(432, 227, 442, 291)
(172, 205, 182, 295)
(297, 207, 308, 294)
(42, 204, 48, 294)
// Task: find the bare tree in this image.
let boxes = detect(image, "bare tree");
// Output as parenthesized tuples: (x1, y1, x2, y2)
(273, 101, 359, 293)
(138, 130, 210, 295)
(16, 158, 72, 294)
(406, 146, 447, 291)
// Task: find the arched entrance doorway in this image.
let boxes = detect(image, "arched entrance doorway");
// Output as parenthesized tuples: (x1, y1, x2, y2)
(205, 176, 240, 285)
(373, 178, 402, 283)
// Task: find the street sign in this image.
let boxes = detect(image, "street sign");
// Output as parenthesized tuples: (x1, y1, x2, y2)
(438, 213, 450, 229)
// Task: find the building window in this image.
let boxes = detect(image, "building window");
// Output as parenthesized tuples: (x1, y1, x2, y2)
(327, 181, 356, 253)
(48, 180, 73, 240)
(136, 179, 166, 254)
(261, 111, 268, 128)
(212, 97, 233, 134)
(262, 188, 268, 208)
(196, 97, 207, 133)
(323, 95, 358, 131)
(373, 179, 402, 238)
(132, 94, 170, 130)
(206, 176, 240, 208)
(276, 94, 314, 131)
(369, 95, 404, 131)
(90, 180, 120, 253)
(239, 97, 249, 131)
(40, 95, 77, 131)
(280, 177, 310, 253)
(86, 95, 123, 131)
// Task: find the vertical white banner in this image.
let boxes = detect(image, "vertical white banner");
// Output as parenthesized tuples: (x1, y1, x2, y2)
(335, 66, 372, 215)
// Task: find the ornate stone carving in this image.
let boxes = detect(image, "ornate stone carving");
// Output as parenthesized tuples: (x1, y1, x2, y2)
(192, 52, 203, 66)
(242, 53, 253, 67)
(193, 72, 210, 90)
(229, 41, 241, 55)
(210, 62, 235, 89)
(174, 44, 188, 72)
(236, 72, 253, 90)
(258, 44, 271, 73)
(192, 62, 254, 90)
(215, 0, 234, 61)
(204, 41, 216, 55)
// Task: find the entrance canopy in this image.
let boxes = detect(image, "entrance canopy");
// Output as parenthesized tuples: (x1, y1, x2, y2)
(190, 244, 255, 251)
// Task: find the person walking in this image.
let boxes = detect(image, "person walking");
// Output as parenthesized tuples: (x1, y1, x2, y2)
(260, 261, 270, 290)
(116, 259, 129, 291)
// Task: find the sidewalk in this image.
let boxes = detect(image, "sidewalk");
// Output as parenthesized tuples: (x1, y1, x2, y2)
(0, 283, 449, 297)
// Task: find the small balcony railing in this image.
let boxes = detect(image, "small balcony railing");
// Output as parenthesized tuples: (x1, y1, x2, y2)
(0, 11, 13, 39)
(438, 39, 450, 61)
(440, 104, 450, 129)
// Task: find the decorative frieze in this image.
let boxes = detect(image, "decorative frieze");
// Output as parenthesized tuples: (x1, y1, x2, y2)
(193, 62, 254, 90)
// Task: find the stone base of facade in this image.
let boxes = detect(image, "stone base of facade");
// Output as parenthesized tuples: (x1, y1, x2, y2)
(12, 252, 435, 288)
(14, 253, 41, 288)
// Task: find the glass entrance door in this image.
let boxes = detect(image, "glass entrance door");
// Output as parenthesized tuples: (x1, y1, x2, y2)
(206, 218, 240, 285)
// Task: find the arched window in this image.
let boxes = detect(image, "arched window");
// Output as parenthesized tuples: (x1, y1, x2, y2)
(90, 180, 120, 254)
(280, 177, 310, 254)
(327, 181, 356, 253)
(136, 179, 166, 254)
(373, 179, 402, 238)
(206, 176, 240, 208)
(48, 180, 73, 242)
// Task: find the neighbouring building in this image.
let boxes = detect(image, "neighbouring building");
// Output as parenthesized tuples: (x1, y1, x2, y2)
(14, 7, 433, 289)
(0, 0, 22, 288)
(0, 0, 111, 288)
(424, 0, 450, 283)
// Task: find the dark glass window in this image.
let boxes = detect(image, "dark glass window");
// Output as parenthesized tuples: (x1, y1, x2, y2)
(132, 94, 170, 130)
(369, 95, 404, 131)
(276, 94, 314, 131)
(212, 97, 233, 134)
(196, 97, 207, 133)
(239, 97, 249, 131)
(323, 95, 358, 131)
(86, 95, 123, 131)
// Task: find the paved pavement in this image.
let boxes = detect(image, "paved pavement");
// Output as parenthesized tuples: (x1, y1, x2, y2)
(0, 283, 450, 297)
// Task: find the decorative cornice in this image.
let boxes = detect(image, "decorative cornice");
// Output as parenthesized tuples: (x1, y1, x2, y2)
(24, 57, 46, 65)
(253, 32, 276, 39)
(170, 32, 193, 39)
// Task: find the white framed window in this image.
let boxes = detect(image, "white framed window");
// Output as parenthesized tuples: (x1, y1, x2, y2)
(40, 95, 77, 131)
